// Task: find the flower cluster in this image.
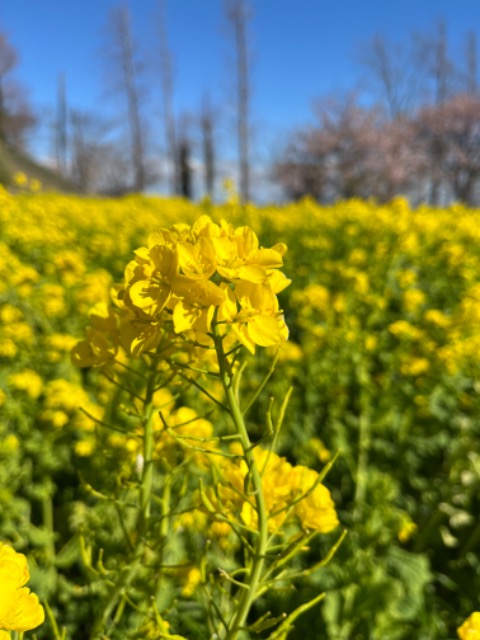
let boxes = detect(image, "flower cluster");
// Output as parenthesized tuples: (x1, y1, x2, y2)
(72, 216, 290, 366)
(0, 543, 44, 638)
(203, 446, 338, 535)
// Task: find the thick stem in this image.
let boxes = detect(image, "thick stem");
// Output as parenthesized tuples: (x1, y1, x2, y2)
(213, 330, 268, 640)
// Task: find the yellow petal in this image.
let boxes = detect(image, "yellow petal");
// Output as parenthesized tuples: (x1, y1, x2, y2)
(150, 244, 178, 279)
(133, 246, 150, 261)
(173, 301, 198, 333)
(0, 582, 16, 624)
(219, 286, 237, 322)
(129, 324, 161, 358)
(235, 226, 258, 256)
(1, 588, 45, 632)
(174, 276, 225, 307)
(230, 323, 256, 354)
(268, 270, 291, 294)
(270, 242, 287, 257)
(250, 248, 283, 267)
(0, 545, 29, 588)
(191, 214, 216, 236)
(247, 315, 286, 347)
(129, 280, 170, 311)
(70, 340, 96, 368)
(238, 264, 266, 283)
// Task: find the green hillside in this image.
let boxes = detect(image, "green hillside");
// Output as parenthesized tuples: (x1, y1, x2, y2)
(0, 140, 75, 192)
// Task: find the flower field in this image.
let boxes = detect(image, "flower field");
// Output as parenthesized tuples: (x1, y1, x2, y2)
(1, 185, 480, 639)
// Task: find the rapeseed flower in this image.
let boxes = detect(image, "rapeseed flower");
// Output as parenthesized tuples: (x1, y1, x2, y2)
(8, 370, 43, 399)
(458, 612, 480, 639)
(206, 446, 338, 535)
(74, 215, 290, 363)
(0, 543, 44, 635)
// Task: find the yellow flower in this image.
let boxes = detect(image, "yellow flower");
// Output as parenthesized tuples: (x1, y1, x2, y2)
(13, 172, 27, 187)
(403, 288, 426, 313)
(209, 447, 338, 535)
(70, 215, 290, 363)
(397, 269, 417, 289)
(0, 543, 44, 633)
(0, 305, 23, 324)
(220, 281, 288, 354)
(458, 612, 480, 639)
(0, 435, 19, 455)
(388, 320, 423, 341)
(213, 224, 286, 284)
(306, 437, 331, 463)
(0, 339, 17, 358)
(75, 440, 95, 457)
(181, 567, 202, 597)
(424, 309, 450, 328)
(8, 370, 43, 399)
(128, 244, 179, 314)
(290, 466, 339, 533)
(398, 519, 417, 543)
(400, 357, 430, 377)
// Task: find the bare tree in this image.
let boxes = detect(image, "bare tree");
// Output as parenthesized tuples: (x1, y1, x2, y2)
(416, 94, 480, 205)
(0, 31, 35, 148)
(358, 33, 427, 118)
(178, 138, 192, 199)
(273, 127, 326, 201)
(156, 0, 178, 195)
(55, 73, 67, 174)
(225, 0, 252, 202)
(175, 112, 194, 199)
(69, 110, 116, 193)
(200, 95, 216, 199)
(432, 20, 450, 103)
(0, 32, 17, 141)
(104, 4, 146, 192)
(274, 95, 425, 203)
(465, 31, 477, 94)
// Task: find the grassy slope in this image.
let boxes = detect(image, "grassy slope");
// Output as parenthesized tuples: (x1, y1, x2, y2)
(0, 140, 76, 192)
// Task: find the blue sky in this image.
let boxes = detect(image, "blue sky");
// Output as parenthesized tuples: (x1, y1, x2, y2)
(2, 1, 480, 193)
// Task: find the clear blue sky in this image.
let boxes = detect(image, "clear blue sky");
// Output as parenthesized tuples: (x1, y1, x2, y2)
(2, 0, 480, 184)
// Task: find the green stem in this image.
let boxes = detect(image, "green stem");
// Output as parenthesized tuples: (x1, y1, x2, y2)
(44, 601, 63, 640)
(138, 401, 155, 536)
(154, 474, 172, 598)
(213, 329, 269, 640)
(42, 485, 56, 566)
(90, 371, 157, 638)
(353, 372, 371, 521)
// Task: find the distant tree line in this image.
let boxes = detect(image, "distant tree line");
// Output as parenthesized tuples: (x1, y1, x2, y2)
(274, 24, 480, 206)
(3, 9, 480, 205)
(0, 0, 252, 201)
(274, 92, 480, 206)
(61, 0, 253, 200)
